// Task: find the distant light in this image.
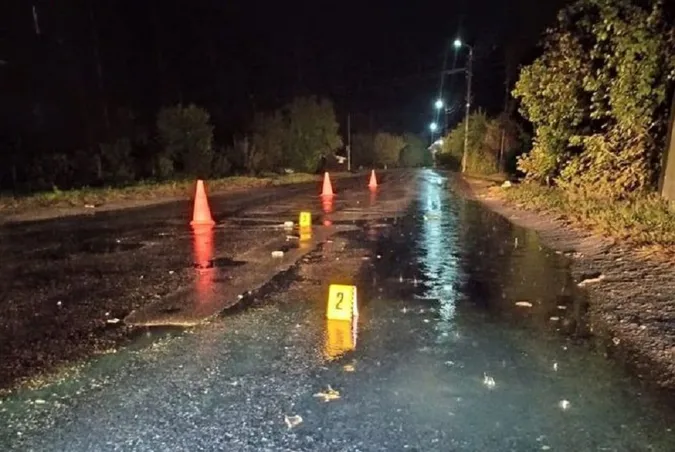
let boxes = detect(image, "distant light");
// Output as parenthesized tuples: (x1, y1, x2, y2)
(453, 38, 462, 48)
(434, 99, 444, 110)
(437, 139, 444, 146)
(429, 122, 438, 132)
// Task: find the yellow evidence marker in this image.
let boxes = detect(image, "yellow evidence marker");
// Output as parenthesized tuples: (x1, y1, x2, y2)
(326, 284, 358, 321)
(299, 211, 312, 228)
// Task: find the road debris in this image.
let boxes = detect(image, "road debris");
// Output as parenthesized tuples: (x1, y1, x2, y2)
(271, 251, 284, 258)
(515, 301, 533, 308)
(483, 373, 496, 389)
(314, 385, 341, 402)
(577, 274, 605, 287)
(284, 414, 303, 429)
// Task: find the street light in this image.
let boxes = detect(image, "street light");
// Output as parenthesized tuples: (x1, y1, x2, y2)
(429, 122, 438, 132)
(454, 37, 473, 174)
(434, 99, 444, 110)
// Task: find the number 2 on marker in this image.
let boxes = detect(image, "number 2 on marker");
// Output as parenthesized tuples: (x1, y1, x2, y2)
(335, 292, 344, 309)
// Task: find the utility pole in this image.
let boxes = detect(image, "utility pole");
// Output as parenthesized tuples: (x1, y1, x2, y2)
(347, 113, 352, 172)
(460, 45, 473, 174)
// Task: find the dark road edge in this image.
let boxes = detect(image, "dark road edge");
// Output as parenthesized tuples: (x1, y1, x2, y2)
(456, 175, 675, 397)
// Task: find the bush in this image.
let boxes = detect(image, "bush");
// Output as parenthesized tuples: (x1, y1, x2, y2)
(157, 104, 214, 178)
(373, 132, 406, 167)
(100, 138, 135, 184)
(513, 0, 675, 199)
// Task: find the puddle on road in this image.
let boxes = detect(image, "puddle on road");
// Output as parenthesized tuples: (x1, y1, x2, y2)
(1, 170, 674, 451)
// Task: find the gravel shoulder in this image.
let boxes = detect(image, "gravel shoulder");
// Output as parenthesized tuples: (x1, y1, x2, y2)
(457, 176, 675, 392)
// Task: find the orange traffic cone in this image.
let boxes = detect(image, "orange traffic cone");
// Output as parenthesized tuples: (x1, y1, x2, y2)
(321, 172, 334, 197)
(368, 170, 378, 189)
(190, 180, 216, 226)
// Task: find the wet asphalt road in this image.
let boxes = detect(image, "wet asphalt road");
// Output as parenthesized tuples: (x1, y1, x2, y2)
(0, 171, 410, 388)
(2, 169, 675, 451)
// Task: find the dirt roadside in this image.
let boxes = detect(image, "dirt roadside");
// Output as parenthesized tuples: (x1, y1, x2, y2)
(457, 176, 675, 392)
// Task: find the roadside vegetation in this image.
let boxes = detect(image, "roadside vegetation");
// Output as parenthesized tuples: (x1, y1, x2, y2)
(435, 111, 529, 178)
(464, 0, 675, 247)
(1, 92, 430, 214)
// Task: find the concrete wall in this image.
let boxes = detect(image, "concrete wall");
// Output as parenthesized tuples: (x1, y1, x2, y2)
(660, 91, 675, 205)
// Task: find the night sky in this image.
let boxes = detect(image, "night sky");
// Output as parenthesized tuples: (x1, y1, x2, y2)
(1, 0, 569, 151)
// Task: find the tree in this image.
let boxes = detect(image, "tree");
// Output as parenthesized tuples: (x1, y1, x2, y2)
(351, 133, 375, 168)
(157, 104, 214, 178)
(284, 96, 342, 172)
(513, 0, 675, 198)
(373, 132, 405, 167)
(400, 133, 430, 167)
(248, 111, 286, 174)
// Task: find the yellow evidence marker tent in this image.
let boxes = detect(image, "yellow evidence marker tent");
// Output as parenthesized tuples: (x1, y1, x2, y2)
(299, 211, 312, 228)
(326, 284, 358, 321)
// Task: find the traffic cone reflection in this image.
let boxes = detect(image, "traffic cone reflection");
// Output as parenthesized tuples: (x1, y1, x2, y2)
(190, 180, 216, 226)
(192, 224, 215, 302)
(321, 195, 333, 226)
(321, 172, 334, 197)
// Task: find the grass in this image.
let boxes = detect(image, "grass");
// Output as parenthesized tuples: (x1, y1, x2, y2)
(501, 183, 675, 247)
(0, 173, 324, 214)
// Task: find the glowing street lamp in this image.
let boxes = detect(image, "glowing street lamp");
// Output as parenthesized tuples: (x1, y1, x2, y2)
(429, 122, 438, 132)
(434, 99, 444, 110)
(453, 37, 474, 173)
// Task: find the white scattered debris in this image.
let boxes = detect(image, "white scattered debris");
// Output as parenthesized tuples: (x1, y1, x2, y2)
(550, 316, 560, 321)
(314, 385, 340, 402)
(84, 204, 95, 209)
(553, 362, 558, 372)
(284, 414, 303, 429)
(514, 237, 519, 248)
(169, 270, 175, 275)
(376, 254, 382, 259)
(106, 318, 121, 324)
(612, 337, 621, 346)
(34, 399, 46, 405)
(501, 180, 512, 188)
(557, 305, 567, 310)
(483, 373, 496, 389)
(515, 301, 533, 308)
(283, 221, 294, 229)
(577, 274, 605, 288)
(57, 301, 62, 307)
(343, 364, 355, 372)
(271, 251, 284, 258)
(558, 400, 571, 410)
